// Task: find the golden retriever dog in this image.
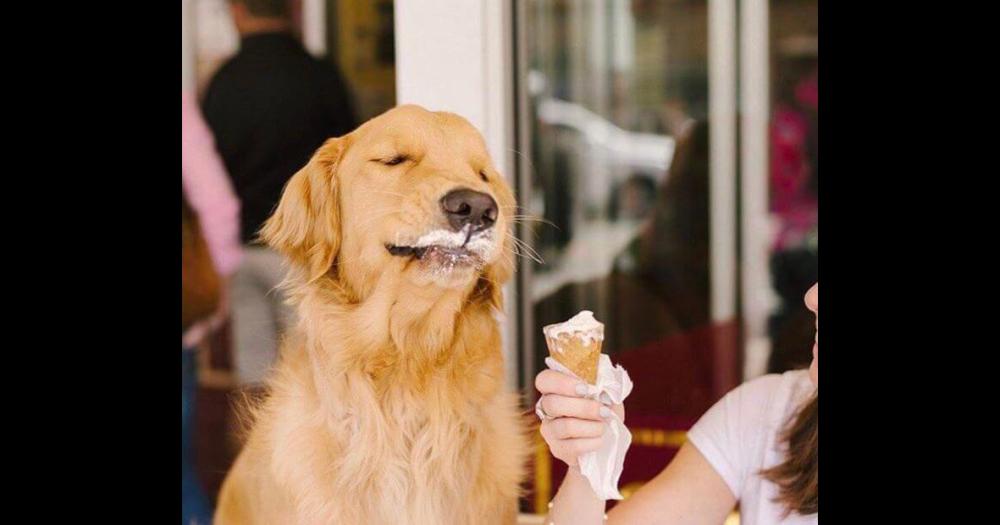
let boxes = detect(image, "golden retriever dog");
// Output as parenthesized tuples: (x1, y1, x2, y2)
(214, 105, 530, 524)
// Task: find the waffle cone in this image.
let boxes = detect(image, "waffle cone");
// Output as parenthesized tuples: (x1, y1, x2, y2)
(544, 333, 602, 384)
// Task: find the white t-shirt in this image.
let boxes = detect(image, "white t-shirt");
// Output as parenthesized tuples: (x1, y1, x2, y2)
(687, 370, 817, 525)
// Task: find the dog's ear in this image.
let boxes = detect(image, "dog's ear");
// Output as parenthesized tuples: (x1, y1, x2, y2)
(260, 136, 350, 282)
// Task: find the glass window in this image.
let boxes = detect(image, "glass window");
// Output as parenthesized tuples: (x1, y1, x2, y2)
(766, 0, 818, 375)
(516, 0, 818, 514)
(518, 0, 734, 512)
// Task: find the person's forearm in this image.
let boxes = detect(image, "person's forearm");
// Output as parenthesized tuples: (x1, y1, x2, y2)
(546, 466, 606, 525)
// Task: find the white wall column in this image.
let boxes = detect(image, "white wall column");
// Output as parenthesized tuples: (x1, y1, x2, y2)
(394, 0, 519, 389)
(740, 0, 774, 379)
(708, 0, 738, 326)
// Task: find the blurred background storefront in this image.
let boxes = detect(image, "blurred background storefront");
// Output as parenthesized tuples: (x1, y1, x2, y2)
(182, 0, 816, 519)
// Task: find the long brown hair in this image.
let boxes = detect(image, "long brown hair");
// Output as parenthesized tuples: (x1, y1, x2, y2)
(761, 392, 818, 516)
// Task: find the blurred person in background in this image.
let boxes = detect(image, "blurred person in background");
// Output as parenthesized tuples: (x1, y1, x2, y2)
(535, 120, 718, 418)
(605, 120, 711, 351)
(182, 90, 243, 525)
(202, 0, 358, 386)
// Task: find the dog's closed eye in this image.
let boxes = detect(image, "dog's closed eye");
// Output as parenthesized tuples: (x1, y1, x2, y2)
(374, 155, 410, 166)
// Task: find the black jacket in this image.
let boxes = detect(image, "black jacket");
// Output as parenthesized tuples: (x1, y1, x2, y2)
(202, 32, 358, 244)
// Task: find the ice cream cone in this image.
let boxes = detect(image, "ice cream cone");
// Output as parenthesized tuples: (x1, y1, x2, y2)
(543, 310, 604, 384)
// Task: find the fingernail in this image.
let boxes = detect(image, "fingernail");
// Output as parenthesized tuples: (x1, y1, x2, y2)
(575, 383, 588, 396)
(600, 406, 612, 418)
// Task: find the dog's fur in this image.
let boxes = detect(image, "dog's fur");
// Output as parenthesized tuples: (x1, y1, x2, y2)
(214, 105, 530, 524)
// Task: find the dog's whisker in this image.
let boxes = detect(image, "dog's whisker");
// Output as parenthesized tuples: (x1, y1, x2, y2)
(510, 236, 544, 265)
(510, 216, 560, 230)
(509, 233, 539, 253)
(510, 248, 543, 266)
(511, 244, 537, 261)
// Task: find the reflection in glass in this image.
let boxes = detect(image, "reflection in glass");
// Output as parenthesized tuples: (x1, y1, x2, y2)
(518, 0, 818, 514)
(520, 0, 736, 512)
(767, 0, 818, 374)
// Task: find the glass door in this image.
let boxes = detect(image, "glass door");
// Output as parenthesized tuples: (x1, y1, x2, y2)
(514, 0, 818, 515)
(760, 0, 818, 376)
(514, 0, 742, 512)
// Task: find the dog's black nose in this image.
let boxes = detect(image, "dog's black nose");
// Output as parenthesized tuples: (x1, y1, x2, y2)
(440, 188, 498, 232)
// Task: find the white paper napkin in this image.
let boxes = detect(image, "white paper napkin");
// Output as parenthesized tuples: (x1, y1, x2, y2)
(537, 354, 634, 500)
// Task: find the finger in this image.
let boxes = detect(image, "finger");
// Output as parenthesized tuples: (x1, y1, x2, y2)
(541, 394, 607, 421)
(535, 369, 589, 397)
(611, 403, 625, 422)
(564, 437, 604, 457)
(547, 417, 606, 440)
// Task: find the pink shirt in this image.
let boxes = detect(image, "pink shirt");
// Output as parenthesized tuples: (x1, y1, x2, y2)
(182, 91, 242, 276)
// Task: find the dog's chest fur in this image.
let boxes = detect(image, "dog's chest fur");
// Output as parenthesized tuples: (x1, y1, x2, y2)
(257, 337, 524, 525)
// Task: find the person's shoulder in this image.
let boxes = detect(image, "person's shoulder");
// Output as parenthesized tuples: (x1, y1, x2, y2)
(202, 56, 241, 98)
(302, 51, 342, 72)
(210, 54, 247, 83)
(688, 371, 806, 496)
(730, 370, 812, 424)
(742, 368, 809, 389)
(729, 372, 788, 402)
(728, 370, 808, 411)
